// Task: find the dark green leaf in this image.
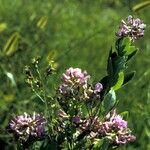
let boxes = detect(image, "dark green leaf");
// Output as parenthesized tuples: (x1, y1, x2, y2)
(127, 50, 138, 61)
(123, 71, 136, 85)
(116, 37, 130, 56)
(112, 56, 126, 77)
(107, 48, 113, 76)
(100, 139, 110, 150)
(103, 89, 116, 114)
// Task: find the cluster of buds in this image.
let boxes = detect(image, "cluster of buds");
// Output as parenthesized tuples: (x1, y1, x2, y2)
(9, 112, 46, 142)
(59, 67, 103, 100)
(116, 15, 146, 41)
(72, 109, 136, 145)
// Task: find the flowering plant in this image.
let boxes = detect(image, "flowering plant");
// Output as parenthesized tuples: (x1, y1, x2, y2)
(8, 15, 146, 149)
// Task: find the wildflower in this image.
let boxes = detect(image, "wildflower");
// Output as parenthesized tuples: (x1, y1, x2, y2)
(78, 110, 135, 145)
(112, 115, 127, 129)
(116, 130, 136, 144)
(116, 15, 146, 41)
(106, 109, 127, 129)
(9, 112, 46, 142)
(72, 116, 82, 124)
(94, 83, 103, 93)
(59, 67, 91, 99)
(98, 121, 113, 136)
(100, 109, 136, 144)
(61, 67, 90, 86)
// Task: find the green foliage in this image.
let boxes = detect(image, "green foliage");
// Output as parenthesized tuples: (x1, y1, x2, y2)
(0, 0, 149, 150)
(103, 89, 116, 114)
(3, 32, 20, 56)
(133, 0, 150, 12)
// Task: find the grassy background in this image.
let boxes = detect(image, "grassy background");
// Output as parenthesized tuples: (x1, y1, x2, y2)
(0, 0, 149, 149)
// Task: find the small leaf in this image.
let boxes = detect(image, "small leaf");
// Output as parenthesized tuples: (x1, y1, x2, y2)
(127, 50, 138, 61)
(145, 126, 150, 138)
(133, 1, 150, 12)
(37, 16, 48, 29)
(103, 89, 116, 114)
(5, 71, 16, 87)
(93, 139, 104, 149)
(124, 45, 137, 56)
(3, 94, 14, 102)
(120, 111, 129, 119)
(3, 32, 20, 56)
(123, 71, 136, 85)
(116, 37, 130, 56)
(0, 23, 7, 33)
(116, 37, 137, 56)
(112, 71, 124, 90)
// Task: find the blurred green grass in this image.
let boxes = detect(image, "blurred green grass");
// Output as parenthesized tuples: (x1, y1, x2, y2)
(0, 0, 149, 149)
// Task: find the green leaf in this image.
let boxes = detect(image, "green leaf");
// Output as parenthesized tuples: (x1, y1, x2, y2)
(99, 139, 109, 150)
(116, 37, 137, 56)
(124, 45, 137, 56)
(3, 32, 20, 56)
(5, 71, 16, 87)
(120, 111, 129, 120)
(127, 50, 137, 61)
(123, 71, 136, 85)
(115, 37, 129, 56)
(93, 139, 104, 150)
(107, 48, 113, 76)
(112, 56, 126, 76)
(112, 71, 124, 90)
(103, 89, 116, 114)
(0, 23, 7, 33)
(133, 1, 150, 12)
(37, 16, 48, 29)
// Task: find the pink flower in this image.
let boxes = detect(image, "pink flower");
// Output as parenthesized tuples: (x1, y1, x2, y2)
(116, 15, 146, 41)
(61, 67, 90, 86)
(112, 115, 128, 129)
(9, 112, 46, 142)
(72, 116, 82, 124)
(94, 83, 103, 93)
(116, 130, 136, 144)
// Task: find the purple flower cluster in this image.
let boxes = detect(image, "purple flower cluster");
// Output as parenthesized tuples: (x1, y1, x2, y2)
(99, 110, 136, 144)
(116, 15, 146, 41)
(59, 67, 103, 101)
(59, 67, 90, 94)
(9, 112, 46, 142)
(73, 109, 135, 145)
(116, 130, 136, 144)
(111, 115, 127, 129)
(62, 67, 90, 86)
